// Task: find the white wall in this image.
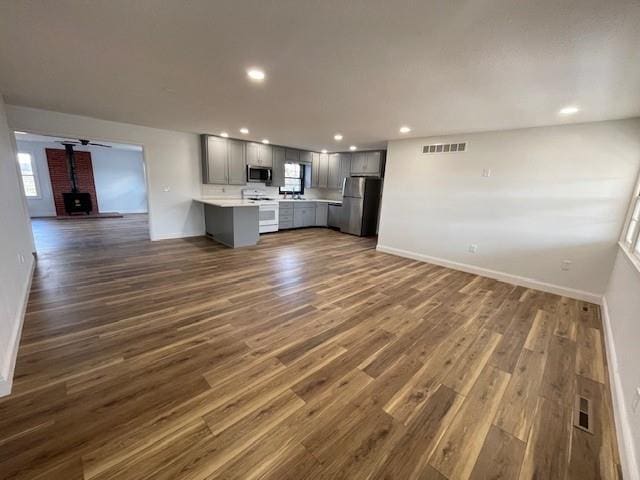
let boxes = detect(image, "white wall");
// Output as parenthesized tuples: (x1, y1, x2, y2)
(0, 96, 35, 396)
(6, 106, 204, 240)
(16, 140, 148, 216)
(603, 248, 640, 480)
(378, 119, 640, 300)
(92, 147, 147, 214)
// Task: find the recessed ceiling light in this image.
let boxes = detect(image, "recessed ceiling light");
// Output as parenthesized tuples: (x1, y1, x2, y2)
(399, 126, 411, 133)
(334, 133, 343, 141)
(14, 131, 27, 135)
(239, 127, 249, 134)
(559, 106, 579, 115)
(220, 132, 229, 138)
(349, 145, 357, 151)
(321, 149, 327, 154)
(262, 139, 269, 144)
(247, 68, 265, 81)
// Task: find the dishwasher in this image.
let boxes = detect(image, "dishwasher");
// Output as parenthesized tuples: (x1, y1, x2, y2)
(327, 203, 342, 230)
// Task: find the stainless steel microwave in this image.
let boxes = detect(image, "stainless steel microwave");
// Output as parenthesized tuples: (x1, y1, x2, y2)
(247, 165, 272, 184)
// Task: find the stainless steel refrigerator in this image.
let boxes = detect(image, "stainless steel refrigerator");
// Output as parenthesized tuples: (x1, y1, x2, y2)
(340, 177, 382, 236)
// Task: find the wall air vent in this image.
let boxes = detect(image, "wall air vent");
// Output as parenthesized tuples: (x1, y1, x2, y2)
(422, 142, 467, 154)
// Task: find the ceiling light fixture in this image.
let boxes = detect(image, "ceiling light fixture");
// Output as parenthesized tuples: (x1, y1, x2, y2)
(399, 126, 411, 133)
(14, 131, 27, 135)
(220, 132, 229, 138)
(262, 139, 269, 144)
(349, 145, 357, 151)
(247, 68, 265, 81)
(334, 133, 343, 141)
(239, 127, 249, 134)
(321, 149, 327, 154)
(559, 106, 579, 115)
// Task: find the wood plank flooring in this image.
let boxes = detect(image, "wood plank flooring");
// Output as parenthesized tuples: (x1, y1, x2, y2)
(0, 215, 621, 479)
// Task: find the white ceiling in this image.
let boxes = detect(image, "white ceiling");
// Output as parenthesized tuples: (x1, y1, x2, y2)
(14, 132, 142, 151)
(1, 0, 639, 152)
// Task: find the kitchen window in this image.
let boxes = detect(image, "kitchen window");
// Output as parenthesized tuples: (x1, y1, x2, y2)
(280, 162, 305, 194)
(18, 152, 39, 198)
(623, 193, 640, 258)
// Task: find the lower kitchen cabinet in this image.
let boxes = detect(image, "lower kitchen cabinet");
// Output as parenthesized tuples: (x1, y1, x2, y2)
(315, 203, 328, 226)
(293, 202, 316, 228)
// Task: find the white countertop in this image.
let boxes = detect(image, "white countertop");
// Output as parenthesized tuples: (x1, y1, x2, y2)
(195, 197, 342, 207)
(279, 199, 342, 204)
(194, 197, 259, 208)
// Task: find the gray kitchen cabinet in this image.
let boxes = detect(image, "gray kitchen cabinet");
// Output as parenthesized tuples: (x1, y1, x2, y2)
(246, 142, 273, 167)
(272, 147, 286, 187)
(350, 150, 382, 176)
(350, 152, 367, 176)
(202, 135, 228, 184)
(227, 139, 246, 185)
(315, 202, 328, 226)
(299, 150, 312, 164)
(202, 135, 246, 185)
(317, 153, 329, 188)
(364, 151, 382, 175)
(293, 202, 316, 228)
(246, 142, 260, 166)
(338, 153, 351, 191)
(279, 202, 294, 229)
(285, 149, 300, 163)
(328, 153, 341, 189)
(311, 152, 320, 188)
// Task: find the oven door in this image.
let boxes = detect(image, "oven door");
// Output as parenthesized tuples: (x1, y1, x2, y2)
(247, 166, 272, 184)
(258, 204, 279, 233)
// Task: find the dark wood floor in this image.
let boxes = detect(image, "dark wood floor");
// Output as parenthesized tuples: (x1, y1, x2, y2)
(0, 216, 620, 479)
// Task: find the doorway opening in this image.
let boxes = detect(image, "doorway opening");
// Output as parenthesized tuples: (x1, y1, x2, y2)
(14, 132, 150, 253)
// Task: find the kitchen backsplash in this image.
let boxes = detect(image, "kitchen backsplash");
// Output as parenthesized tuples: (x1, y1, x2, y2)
(201, 183, 342, 200)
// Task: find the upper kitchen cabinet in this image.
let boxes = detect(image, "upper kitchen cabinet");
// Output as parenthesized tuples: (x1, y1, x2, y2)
(246, 142, 273, 167)
(338, 153, 351, 189)
(350, 150, 384, 177)
(285, 149, 300, 163)
(317, 153, 329, 188)
(271, 147, 286, 187)
(201, 135, 247, 185)
(311, 152, 320, 188)
(328, 154, 341, 189)
(227, 139, 246, 185)
(299, 150, 312, 164)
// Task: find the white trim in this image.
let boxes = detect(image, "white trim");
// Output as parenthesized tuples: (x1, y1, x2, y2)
(618, 241, 640, 279)
(150, 231, 204, 241)
(0, 255, 35, 397)
(375, 244, 601, 303)
(601, 296, 639, 480)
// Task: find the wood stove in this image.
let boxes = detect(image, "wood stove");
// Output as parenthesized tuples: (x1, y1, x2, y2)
(61, 142, 93, 215)
(63, 192, 93, 215)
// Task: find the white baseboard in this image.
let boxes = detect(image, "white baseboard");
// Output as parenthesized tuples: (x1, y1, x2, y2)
(601, 296, 639, 480)
(150, 230, 205, 241)
(0, 255, 35, 398)
(375, 244, 601, 303)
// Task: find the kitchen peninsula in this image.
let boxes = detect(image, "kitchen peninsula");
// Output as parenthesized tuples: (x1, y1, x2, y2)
(194, 198, 259, 248)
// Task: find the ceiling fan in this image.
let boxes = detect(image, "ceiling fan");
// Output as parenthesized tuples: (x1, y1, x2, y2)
(58, 138, 112, 148)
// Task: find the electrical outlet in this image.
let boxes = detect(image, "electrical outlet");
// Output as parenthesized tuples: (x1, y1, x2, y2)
(561, 260, 572, 271)
(17, 253, 25, 264)
(468, 244, 478, 253)
(482, 168, 491, 177)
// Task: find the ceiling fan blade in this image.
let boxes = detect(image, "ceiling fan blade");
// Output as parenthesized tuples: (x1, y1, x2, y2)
(89, 142, 112, 148)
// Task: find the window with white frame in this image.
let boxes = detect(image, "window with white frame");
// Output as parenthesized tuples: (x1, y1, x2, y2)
(17, 152, 39, 197)
(623, 192, 640, 257)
